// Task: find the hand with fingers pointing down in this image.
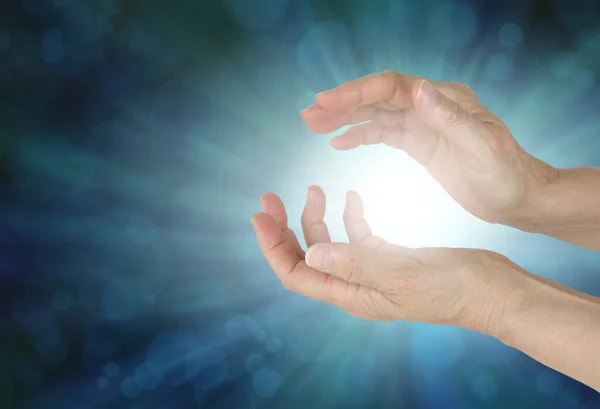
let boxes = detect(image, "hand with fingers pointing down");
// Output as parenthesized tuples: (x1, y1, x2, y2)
(252, 71, 600, 391)
(301, 71, 558, 229)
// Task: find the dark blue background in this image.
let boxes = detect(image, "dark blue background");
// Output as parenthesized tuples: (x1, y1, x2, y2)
(2, 0, 600, 408)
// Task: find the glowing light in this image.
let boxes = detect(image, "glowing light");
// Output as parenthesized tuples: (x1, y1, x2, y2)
(306, 147, 474, 248)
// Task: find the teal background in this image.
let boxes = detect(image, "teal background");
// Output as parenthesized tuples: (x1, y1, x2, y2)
(1, 0, 600, 408)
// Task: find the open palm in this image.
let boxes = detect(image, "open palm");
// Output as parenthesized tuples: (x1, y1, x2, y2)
(252, 186, 395, 320)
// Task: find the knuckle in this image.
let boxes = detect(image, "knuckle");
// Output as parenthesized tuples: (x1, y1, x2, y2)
(487, 133, 503, 152)
(445, 102, 469, 126)
(447, 81, 476, 96)
(345, 256, 364, 283)
(281, 278, 294, 291)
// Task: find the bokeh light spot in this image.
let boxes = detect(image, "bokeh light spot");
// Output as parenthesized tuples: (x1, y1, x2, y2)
(185, 347, 228, 390)
(266, 337, 283, 353)
(226, 314, 258, 342)
(252, 369, 281, 398)
(245, 353, 266, 374)
(96, 376, 109, 389)
(429, 3, 478, 48)
(120, 377, 142, 398)
(499, 23, 523, 47)
(254, 329, 267, 343)
(147, 331, 198, 386)
(135, 362, 164, 390)
(103, 287, 136, 320)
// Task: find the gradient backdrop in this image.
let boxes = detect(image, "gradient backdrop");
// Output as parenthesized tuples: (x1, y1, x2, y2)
(2, 0, 600, 408)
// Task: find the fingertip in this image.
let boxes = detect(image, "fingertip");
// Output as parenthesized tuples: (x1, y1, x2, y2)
(260, 191, 276, 208)
(306, 185, 325, 203)
(413, 79, 437, 111)
(330, 136, 359, 151)
(300, 105, 315, 121)
(344, 190, 363, 217)
(251, 212, 268, 230)
(252, 212, 282, 242)
(261, 191, 274, 201)
(346, 190, 360, 202)
(308, 184, 323, 194)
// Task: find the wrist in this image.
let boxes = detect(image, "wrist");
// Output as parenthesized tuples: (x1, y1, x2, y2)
(455, 252, 537, 339)
(505, 157, 560, 233)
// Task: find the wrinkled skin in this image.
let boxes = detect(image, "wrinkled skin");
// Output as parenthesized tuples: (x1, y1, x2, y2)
(300, 71, 557, 225)
(252, 187, 520, 329)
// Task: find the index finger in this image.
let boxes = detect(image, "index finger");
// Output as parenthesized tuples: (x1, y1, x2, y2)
(252, 212, 356, 306)
(315, 71, 421, 112)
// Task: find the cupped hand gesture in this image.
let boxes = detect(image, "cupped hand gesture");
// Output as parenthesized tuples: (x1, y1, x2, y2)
(301, 71, 557, 226)
(252, 186, 520, 330)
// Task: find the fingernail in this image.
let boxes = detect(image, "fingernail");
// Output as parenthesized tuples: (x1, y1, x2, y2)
(306, 245, 331, 270)
(301, 104, 315, 114)
(417, 80, 437, 109)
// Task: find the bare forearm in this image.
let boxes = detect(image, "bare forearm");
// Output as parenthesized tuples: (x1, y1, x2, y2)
(514, 166, 600, 250)
(472, 264, 600, 391)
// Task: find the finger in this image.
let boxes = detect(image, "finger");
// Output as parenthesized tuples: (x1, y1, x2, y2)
(301, 185, 332, 247)
(305, 242, 384, 289)
(252, 212, 301, 276)
(252, 212, 366, 307)
(302, 105, 402, 134)
(261, 193, 304, 257)
(301, 105, 379, 133)
(315, 71, 421, 112)
(411, 79, 484, 142)
(343, 191, 387, 249)
(261, 193, 288, 229)
(330, 122, 404, 150)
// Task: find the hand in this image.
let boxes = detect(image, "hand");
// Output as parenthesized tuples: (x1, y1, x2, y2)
(251, 186, 524, 330)
(300, 71, 558, 226)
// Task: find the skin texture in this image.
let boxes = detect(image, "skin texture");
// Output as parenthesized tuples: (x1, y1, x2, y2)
(252, 71, 600, 391)
(252, 189, 600, 392)
(301, 71, 600, 251)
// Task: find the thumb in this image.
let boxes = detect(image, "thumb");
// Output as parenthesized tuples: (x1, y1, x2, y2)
(411, 79, 475, 140)
(305, 243, 378, 287)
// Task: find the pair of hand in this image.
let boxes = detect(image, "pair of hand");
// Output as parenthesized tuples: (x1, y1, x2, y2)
(252, 71, 556, 332)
